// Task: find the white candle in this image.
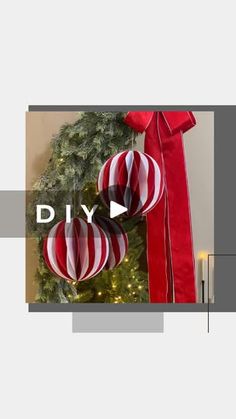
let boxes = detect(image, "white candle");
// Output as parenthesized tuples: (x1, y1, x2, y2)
(198, 251, 208, 302)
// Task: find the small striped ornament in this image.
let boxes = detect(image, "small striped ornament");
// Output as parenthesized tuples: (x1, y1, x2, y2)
(97, 150, 162, 216)
(43, 217, 109, 282)
(95, 216, 128, 270)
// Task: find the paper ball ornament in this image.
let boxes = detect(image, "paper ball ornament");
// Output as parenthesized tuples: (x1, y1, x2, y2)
(97, 150, 162, 216)
(43, 217, 109, 282)
(95, 216, 128, 270)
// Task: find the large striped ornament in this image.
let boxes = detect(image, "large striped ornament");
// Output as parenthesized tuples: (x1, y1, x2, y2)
(95, 216, 128, 270)
(97, 150, 162, 216)
(43, 217, 109, 282)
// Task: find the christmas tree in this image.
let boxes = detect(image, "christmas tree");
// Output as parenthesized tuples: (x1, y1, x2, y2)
(27, 112, 148, 303)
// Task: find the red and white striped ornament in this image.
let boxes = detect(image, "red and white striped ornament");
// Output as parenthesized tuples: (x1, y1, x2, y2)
(43, 217, 109, 282)
(97, 150, 162, 216)
(95, 216, 128, 270)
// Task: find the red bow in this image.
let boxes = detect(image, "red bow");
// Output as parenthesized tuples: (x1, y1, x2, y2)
(124, 111, 196, 303)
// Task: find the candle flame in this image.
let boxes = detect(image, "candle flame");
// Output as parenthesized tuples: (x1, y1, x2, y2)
(198, 251, 208, 260)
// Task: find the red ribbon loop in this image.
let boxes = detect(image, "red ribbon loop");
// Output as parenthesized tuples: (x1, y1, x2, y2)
(124, 111, 154, 133)
(124, 111, 196, 303)
(125, 111, 196, 135)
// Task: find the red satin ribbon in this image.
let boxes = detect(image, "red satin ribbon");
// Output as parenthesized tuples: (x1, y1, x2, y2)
(124, 111, 196, 303)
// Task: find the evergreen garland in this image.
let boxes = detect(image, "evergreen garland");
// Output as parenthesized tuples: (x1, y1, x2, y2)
(27, 112, 149, 303)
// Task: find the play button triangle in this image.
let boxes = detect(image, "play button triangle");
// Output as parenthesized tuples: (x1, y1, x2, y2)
(110, 201, 128, 218)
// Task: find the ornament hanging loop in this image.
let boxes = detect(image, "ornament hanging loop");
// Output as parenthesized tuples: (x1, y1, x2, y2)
(73, 179, 81, 217)
(131, 131, 135, 150)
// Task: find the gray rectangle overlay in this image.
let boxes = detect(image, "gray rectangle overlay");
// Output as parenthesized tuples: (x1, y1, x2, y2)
(29, 303, 208, 312)
(72, 312, 164, 333)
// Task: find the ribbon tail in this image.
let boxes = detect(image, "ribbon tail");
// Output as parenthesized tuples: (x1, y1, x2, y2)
(158, 113, 196, 303)
(146, 194, 169, 302)
(165, 202, 174, 302)
(145, 114, 170, 302)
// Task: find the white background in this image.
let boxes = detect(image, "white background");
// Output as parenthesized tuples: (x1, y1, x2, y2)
(1, 1, 236, 418)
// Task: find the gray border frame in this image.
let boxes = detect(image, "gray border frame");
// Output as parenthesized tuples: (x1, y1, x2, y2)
(28, 106, 236, 313)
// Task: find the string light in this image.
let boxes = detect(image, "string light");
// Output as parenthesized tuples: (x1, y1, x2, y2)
(124, 257, 129, 262)
(59, 158, 64, 162)
(98, 291, 102, 296)
(127, 284, 132, 288)
(138, 285, 142, 290)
